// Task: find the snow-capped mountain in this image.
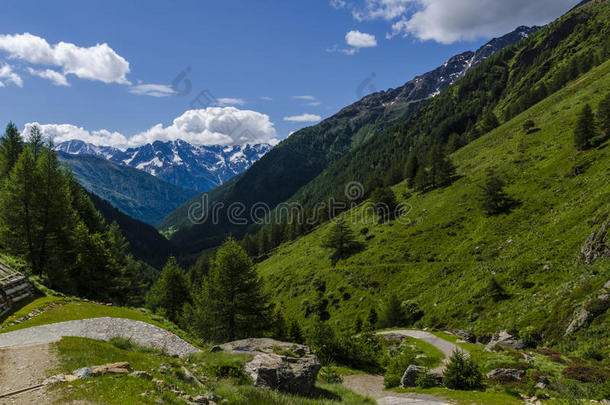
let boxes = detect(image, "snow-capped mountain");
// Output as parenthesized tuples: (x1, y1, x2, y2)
(355, 26, 540, 108)
(57, 139, 272, 192)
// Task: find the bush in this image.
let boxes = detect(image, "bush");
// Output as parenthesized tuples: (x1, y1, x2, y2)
(563, 363, 610, 383)
(442, 350, 483, 390)
(577, 343, 604, 361)
(383, 347, 416, 388)
(416, 369, 438, 388)
(319, 367, 343, 384)
(203, 352, 251, 385)
(520, 326, 542, 348)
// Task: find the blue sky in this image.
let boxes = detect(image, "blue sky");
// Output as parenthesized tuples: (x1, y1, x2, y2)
(0, 0, 578, 147)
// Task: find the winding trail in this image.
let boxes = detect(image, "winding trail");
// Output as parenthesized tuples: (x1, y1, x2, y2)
(0, 317, 201, 358)
(343, 330, 469, 405)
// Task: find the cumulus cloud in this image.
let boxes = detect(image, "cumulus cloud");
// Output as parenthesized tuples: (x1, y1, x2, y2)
(218, 97, 246, 106)
(346, 0, 577, 44)
(27, 67, 69, 86)
(260, 96, 273, 101)
(0, 63, 23, 87)
(26, 107, 278, 148)
(345, 30, 378, 48)
(283, 113, 322, 123)
(0, 32, 130, 84)
(330, 0, 347, 9)
(129, 83, 176, 97)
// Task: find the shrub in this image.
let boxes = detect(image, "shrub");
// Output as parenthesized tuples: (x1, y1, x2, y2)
(520, 326, 542, 348)
(203, 352, 251, 385)
(416, 369, 439, 388)
(577, 343, 604, 361)
(563, 364, 610, 383)
(384, 348, 416, 388)
(442, 350, 483, 390)
(319, 367, 343, 384)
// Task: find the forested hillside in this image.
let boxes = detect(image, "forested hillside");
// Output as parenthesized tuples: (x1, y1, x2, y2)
(59, 152, 197, 225)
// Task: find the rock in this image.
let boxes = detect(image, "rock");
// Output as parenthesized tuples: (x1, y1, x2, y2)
(221, 338, 321, 395)
(565, 307, 591, 334)
(210, 345, 222, 353)
(581, 217, 610, 264)
(379, 333, 406, 344)
(522, 353, 534, 364)
(91, 362, 131, 376)
(401, 365, 426, 388)
(73, 367, 93, 379)
(452, 330, 476, 343)
(486, 368, 526, 382)
(485, 331, 525, 351)
(535, 382, 547, 390)
(191, 395, 209, 404)
(130, 371, 153, 380)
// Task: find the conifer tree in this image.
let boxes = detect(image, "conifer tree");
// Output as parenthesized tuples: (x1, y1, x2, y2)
(0, 122, 23, 177)
(478, 169, 514, 216)
(380, 294, 405, 328)
(404, 154, 419, 188)
(195, 238, 269, 341)
(288, 320, 304, 344)
(370, 187, 398, 221)
(574, 104, 596, 150)
(598, 94, 610, 134)
(146, 257, 191, 322)
(321, 219, 359, 262)
(27, 124, 44, 161)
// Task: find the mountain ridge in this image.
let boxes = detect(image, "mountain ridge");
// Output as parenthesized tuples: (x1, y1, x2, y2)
(57, 139, 272, 193)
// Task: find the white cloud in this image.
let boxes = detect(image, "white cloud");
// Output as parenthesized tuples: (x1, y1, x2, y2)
(307, 102, 322, 106)
(260, 96, 273, 101)
(0, 63, 23, 87)
(345, 30, 378, 48)
(348, 0, 576, 44)
(129, 83, 176, 97)
(0, 32, 130, 84)
(292, 95, 317, 101)
(283, 114, 322, 123)
(218, 97, 246, 106)
(27, 67, 69, 86)
(330, 0, 347, 9)
(26, 107, 278, 148)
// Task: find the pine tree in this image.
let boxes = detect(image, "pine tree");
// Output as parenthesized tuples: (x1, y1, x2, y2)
(480, 111, 500, 133)
(478, 169, 514, 216)
(404, 154, 419, 188)
(413, 166, 430, 192)
(0, 122, 23, 177)
(146, 257, 191, 322)
(370, 187, 398, 221)
(367, 308, 378, 329)
(380, 294, 405, 328)
(196, 238, 269, 341)
(598, 94, 610, 134)
(288, 320, 304, 344)
(27, 124, 44, 161)
(321, 219, 359, 262)
(574, 104, 596, 150)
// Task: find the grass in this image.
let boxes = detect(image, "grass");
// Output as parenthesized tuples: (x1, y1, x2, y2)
(0, 295, 71, 325)
(395, 386, 523, 405)
(256, 59, 610, 352)
(51, 337, 375, 405)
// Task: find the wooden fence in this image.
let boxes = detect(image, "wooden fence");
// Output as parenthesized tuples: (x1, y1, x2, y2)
(0, 262, 34, 318)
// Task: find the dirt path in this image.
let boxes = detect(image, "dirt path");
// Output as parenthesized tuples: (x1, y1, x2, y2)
(0, 317, 201, 358)
(342, 330, 469, 404)
(377, 330, 468, 373)
(0, 344, 57, 405)
(343, 375, 450, 405)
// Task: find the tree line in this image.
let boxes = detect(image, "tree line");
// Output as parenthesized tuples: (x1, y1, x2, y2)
(0, 123, 146, 305)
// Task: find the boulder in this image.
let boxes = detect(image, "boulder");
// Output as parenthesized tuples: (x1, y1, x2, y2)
(452, 330, 476, 343)
(486, 368, 526, 382)
(401, 365, 426, 387)
(221, 338, 320, 395)
(485, 331, 525, 351)
(581, 217, 610, 264)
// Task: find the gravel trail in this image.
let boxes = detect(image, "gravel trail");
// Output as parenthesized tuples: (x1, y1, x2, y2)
(0, 317, 200, 358)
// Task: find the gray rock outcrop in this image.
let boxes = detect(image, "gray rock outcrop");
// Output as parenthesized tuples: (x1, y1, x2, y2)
(220, 338, 320, 395)
(485, 331, 525, 351)
(581, 217, 610, 264)
(486, 368, 526, 382)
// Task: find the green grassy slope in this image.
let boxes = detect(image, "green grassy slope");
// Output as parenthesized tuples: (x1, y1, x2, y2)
(257, 59, 610, 347)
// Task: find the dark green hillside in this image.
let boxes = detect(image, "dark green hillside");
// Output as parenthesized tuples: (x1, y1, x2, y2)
(87, 192, 175, 269)
(257, 58, 610, 348)
(58, 152, 197, 225)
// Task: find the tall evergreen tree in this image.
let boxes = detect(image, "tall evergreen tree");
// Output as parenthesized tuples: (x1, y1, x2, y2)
(321, 219, 359, 262)
(146, 257, 191, 322)
(478, 169, 514, 216)
(598, 93, 610, 134)
(370, 187, 399, 222)
(195, 238, 269, 341)
(574, 104, 596, 150)
(27, 124, 44, 161)
(380, 294, 405, 328)
(404, 154, 419, 188)
(0, 122, 23, 177)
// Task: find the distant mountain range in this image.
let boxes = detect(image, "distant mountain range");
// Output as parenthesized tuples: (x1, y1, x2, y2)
(56, 140, 272, 193)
